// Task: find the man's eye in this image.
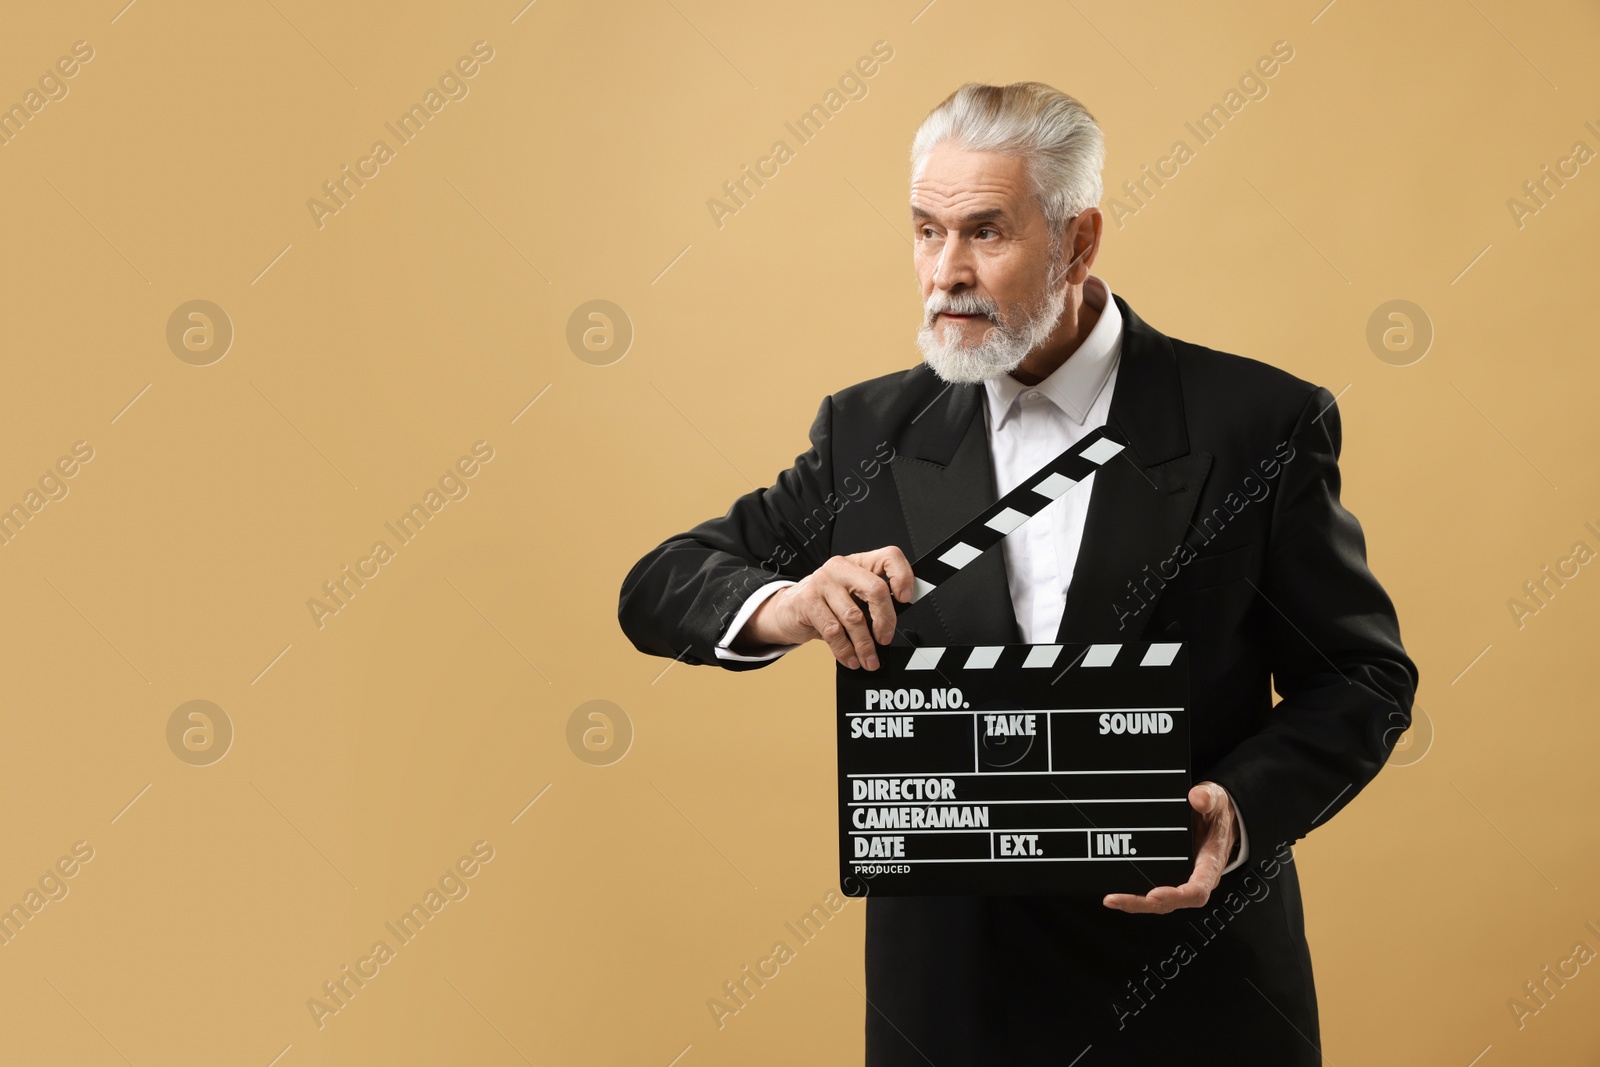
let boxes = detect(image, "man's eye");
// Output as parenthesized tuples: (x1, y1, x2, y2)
(919, 227, 938, 239)
(976, 227, 997, 239)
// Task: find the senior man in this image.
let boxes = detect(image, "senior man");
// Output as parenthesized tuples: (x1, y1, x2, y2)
(618, 81, 1417, 1064)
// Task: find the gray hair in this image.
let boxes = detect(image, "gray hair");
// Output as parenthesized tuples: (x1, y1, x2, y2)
(909, 82, 1105, 236)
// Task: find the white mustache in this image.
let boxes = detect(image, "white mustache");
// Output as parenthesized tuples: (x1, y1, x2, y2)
(925, 294, 1000, 324)
(924, 243, 1086, 325)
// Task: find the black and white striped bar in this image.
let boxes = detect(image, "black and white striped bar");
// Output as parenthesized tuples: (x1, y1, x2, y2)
(901, 640, 1183, 672)
(902, 424, 1127, 611)
(837, 639, 1191, 897)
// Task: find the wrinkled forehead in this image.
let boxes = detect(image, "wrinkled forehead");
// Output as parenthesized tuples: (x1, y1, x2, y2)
(910, 146, 1034, 223)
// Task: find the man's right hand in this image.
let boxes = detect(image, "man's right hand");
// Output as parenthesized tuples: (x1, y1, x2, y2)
(732, 547, 916, 670)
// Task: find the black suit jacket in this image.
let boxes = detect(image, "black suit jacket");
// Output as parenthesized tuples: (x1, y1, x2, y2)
(618, 293, 1418, 1064)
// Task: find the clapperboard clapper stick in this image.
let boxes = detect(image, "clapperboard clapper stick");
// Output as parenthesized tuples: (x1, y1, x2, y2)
(836, 423, 1195, 896)
(883, 424, 1128, 620)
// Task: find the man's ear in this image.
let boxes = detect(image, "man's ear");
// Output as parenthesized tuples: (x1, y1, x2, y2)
(1062, 208, 1103, 283)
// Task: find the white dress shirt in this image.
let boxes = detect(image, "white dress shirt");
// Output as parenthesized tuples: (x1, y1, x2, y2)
(714, 275, 1247, 874)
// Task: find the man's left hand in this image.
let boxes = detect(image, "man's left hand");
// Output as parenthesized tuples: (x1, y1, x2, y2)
(1102, 781, 1238, 914)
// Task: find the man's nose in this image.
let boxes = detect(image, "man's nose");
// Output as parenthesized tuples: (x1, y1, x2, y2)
(932, 236, 977, 291)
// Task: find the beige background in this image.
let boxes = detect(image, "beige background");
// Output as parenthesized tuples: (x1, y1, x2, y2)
(1, 0, 1596, 1063)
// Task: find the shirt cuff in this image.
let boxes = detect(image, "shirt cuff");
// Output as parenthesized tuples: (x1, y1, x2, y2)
(713, 580, 802, 662)
(1219, 788, 1250, 875)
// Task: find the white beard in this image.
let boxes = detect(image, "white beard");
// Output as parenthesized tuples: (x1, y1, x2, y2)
(916, 270, 1070, 384)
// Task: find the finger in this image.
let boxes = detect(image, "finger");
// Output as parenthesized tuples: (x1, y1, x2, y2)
(1117, 853, 1220, 912)
(1104, 890, 1171, 913)
(818, 575, 880, 670)
(799, 586, 860, 668)
(1162, 879, 1211, 909)
(825, 559, 895, 659)
(847, 547, 908, 607)
(1104, 881, 1209, 914)
(1106, 889, 1161, 913)
(1190, 782, 1224, 816)
(1189, 784, 1232, 884)
(878, 547, 916, 603)
(845, 564, 900, 646)
(1188, 845, 1223, 894)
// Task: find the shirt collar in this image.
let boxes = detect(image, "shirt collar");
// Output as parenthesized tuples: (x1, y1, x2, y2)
(983, 273, 1122, 429)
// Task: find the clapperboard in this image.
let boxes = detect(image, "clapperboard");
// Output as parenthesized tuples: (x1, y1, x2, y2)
(837, 426, 1193, 896)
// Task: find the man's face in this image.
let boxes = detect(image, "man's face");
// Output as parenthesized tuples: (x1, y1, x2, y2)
(910, 142, 1072, 383)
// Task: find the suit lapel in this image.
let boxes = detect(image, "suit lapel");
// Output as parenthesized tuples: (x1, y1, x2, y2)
(889, 381, 1021, 647)
(888, 294, 1212, 648)
(1056, 297, 1211, 643)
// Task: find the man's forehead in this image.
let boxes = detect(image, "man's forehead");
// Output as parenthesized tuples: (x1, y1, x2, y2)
(909, 181, 1029, 222)
(910, 148, 1031, 220)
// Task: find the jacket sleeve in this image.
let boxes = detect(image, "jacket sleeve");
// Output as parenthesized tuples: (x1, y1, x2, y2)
(617, 395, 837, 671)
(1205, 385, 1419, 851)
